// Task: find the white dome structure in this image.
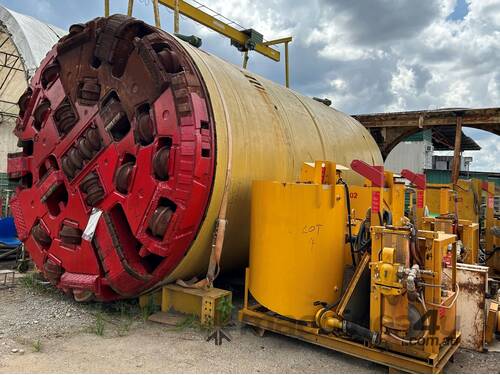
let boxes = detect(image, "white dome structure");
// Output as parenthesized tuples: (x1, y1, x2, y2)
(0, 5, 65, 120)
(0, 5, 65, 174)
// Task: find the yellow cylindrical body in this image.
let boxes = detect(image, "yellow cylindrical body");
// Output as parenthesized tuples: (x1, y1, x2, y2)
(249, 180, 347, 320)
(167, 39, 383, 282)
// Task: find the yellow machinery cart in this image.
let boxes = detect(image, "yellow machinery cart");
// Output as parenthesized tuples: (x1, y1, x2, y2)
(239, 161, 460, 373)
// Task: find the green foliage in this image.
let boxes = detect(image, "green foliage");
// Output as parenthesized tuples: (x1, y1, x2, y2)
(19, 272, 48, 293)
(140, 295, 158, 321)
(117, 318, 133, 336)
(175, 314, 200, 330)
(93, 312, 105, 336)
(216, 296, 233, 325)
(32, 339, 42, 352)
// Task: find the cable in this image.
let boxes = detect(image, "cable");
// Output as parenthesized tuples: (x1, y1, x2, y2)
(338, 177, 356, 267)
(388, 293, 428, 344)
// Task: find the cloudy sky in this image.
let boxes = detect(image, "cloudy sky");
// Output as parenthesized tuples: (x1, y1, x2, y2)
(2, 0, 498, 171)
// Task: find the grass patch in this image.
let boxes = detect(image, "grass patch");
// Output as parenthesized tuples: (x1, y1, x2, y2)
(175, 314, 200, 331)
(93, 312, 105, 336)
(117, 317, 133, 336)
(140, 295, 159, 321)
(19, 272, 51, 293)
(216, 296, 233, 326)
(32, 339, 42, 352)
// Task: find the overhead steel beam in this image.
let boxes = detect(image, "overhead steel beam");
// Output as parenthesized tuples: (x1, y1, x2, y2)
(354, 108, 500, 159)
(354, 108, 500, 132)
(158, 0, 281, 61)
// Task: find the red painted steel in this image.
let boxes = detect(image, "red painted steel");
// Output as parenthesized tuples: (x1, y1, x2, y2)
(400, 169, 426, 191)
(350, 160, 384, 187)
(7, 15, 215, 301)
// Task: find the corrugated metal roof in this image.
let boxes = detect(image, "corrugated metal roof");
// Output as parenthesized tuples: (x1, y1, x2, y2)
(403, 127, 480, 151)
(431, 126, 481, 151)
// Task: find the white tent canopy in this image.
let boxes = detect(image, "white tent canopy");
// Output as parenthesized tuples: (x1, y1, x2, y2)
(0, 5, 65, 119)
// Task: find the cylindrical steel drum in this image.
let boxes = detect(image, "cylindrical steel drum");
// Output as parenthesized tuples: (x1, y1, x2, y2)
(8, 15, 382, 300)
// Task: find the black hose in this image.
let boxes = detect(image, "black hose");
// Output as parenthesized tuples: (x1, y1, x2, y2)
(344, 321, 379, 344)
(338, 178, 356, 267)
(383, 210, 392, 225)
(354, 215, 371, 254)
(485, 247, 500, 261)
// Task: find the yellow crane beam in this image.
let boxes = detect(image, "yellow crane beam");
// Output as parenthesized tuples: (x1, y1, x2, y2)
(157, 0, 280, 61)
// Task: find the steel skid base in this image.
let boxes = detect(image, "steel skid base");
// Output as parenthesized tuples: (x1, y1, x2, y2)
(239, 304, 461, 374)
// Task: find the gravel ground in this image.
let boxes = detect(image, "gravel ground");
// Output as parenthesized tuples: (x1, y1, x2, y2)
(0, 272, 499, 373)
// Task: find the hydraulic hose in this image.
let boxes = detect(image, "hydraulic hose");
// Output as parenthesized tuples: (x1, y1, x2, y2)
(338, 177, 356, 267)
(344, 321, 379, 344)
(354, 217, 371, 254)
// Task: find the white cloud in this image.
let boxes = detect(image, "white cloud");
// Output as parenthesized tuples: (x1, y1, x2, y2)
(4, 0, 499, 171)
(202, 0, 499, 173)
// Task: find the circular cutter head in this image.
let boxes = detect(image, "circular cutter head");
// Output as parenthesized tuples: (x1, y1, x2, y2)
(8, 15, 216, 301)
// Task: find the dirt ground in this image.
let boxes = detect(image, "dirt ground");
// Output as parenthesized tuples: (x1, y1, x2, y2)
(0, 272, 499, 374)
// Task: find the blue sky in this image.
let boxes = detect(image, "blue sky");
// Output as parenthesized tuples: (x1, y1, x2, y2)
(447, 0, 469, 20)
(1, 0, 499, 172)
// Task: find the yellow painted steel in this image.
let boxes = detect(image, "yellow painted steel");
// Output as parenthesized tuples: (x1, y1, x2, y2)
(139, 284, 231, 326)
(343, 171, 405, 265)
(483, 181, 496, 253)
(165, 39, 382, 283)
(426, 180, 480, 222)
(248, 162, 347, 320)
(158, 0, 281, 61)
(370, 227, 458, 357)
(240, 224, 461, 373)
(423, 179, 483, 264)
(422, 217, 479, 264)
(491, 216, 500, 276)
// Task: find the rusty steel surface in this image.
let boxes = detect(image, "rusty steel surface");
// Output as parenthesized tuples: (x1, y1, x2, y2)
(8, 15, 381, 301)
(444, 263, 488, 352)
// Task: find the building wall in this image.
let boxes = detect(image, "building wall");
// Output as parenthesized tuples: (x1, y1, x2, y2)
(384, 140, 433, 173)
(432, 155, 473, 171)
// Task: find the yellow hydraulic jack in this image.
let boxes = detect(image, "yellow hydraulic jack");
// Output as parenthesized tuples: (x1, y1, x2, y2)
(239, 160, 460, 373)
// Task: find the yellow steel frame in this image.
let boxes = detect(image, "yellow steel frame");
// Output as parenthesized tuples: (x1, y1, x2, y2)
(139, 284, 231, 326)
(369, 227, 458, 358)
(158, 0, 281, 60)
(482, 181, 495, 253)
(425, 180, 480, 223)
(239, 268, 460, 374)
(407, 187, 426, 230)
(422, 217, 479, 264)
